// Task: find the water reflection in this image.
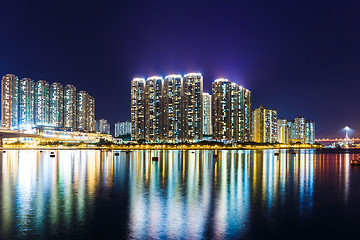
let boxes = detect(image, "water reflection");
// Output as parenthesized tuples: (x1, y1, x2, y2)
(0, 149, 357, 239)
(0, 150, 112, 239)
(127, 149, 318, 238)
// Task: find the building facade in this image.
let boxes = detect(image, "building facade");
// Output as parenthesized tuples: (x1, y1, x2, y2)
(275, 116, 315, 144)
(115, 121, 131, 137)
(182, 73, 203, 140)
(1, 74, 19, 129)
(49, 82, 64, 127)
(203, 93, 212, 136)
(288, 116, 315, 144)
(130, 73, 254, 142)
(277, 118, 291, 144)
(212, 79, 251, 141)
(131, 78, 146, 140)
(34, 80, 49, 126)
(305, 120, 315, 144)
(163, 75, 183, 140)
(212, 79, 231, 140)
(252, 106, 277, 143)
(19, 78, 35, 128)
(294, 116, 306, 143)
(131, 73, 204, 142)
(64, 84, 77, 130)
(87, 95, 95, 132)
(145, 76, 163, 140)
(243, 88, 252, 141)
(96, 119, 110, 134)
(77, 91, 95, 132)
(1, 74, 95, 132)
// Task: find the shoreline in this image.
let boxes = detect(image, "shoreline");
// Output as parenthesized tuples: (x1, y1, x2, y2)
(1, 144, 322, 151)
(2, 146, 360, 153)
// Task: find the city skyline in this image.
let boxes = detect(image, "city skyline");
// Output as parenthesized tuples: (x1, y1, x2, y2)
(0, 1, 359, 138)
(130, 73, 314, 143)
(0, 2, 358, 240)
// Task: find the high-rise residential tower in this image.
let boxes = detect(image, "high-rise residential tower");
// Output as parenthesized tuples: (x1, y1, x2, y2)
(242, 88, 252, 141)
(305, 120, 315, 144)
(294, 116, 306, 143)
(115, 121, 131, 137)
(182, 73, 203, 140)
(64, 84, 77, 130)
(163, 75, 183, 140)
(49, 82, 64, 127)
(34, 80, 49, 126)
(131, 78, 146, 140)
(19, 78, 35, 128)
(1, 74, 95, 132)
(76, 91, 95, 132)
(252, 106, 277, 143)
(1, 74, 19, 129)
(76, 91, 87, 130)
(88, 95, 95, 132)
(96, 119, 110, 134)
(287, 117, 315, 144)
(277, 118, 291, 144)
(212, 79, 231, 140)
(145, 76, 163, 140)
(77, 91, 87, 131)
(130, 73, 253, 142)
(212, 79, 251, 141)
(131, 73, 204, 141)
(203, 93, 212, 136)
(230, 83, 240, 140)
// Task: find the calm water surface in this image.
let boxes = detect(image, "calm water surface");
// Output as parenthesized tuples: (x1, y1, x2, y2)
(0, 149, 360, 239)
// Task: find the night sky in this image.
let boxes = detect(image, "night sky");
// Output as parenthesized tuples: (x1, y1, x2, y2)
(0, 0, 359, 138)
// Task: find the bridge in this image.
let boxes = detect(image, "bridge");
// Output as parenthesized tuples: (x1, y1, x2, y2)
(0, 131, 41, 147)
(316, 138, 360, 142)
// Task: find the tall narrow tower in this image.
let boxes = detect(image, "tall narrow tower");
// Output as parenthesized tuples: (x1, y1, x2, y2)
(1, 74, 19, 129)
(64, 84, 77, 130)
(212, 78, 231, 140)
(182, 73, 203, 141)
(34, 80, 49, 126)
(19, 78, 35, 128)
(131, 78, 146, 140)
(145, 76, 163, 140)
(49, 82, 64, 127)
(163, 75, 183, 140)
(202, 92, 212, 136)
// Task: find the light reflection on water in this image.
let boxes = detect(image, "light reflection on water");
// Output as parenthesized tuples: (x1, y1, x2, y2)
(0, 149, 358, 239)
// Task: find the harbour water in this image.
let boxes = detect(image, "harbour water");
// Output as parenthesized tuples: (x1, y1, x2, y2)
(0, 149, 359, 239)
